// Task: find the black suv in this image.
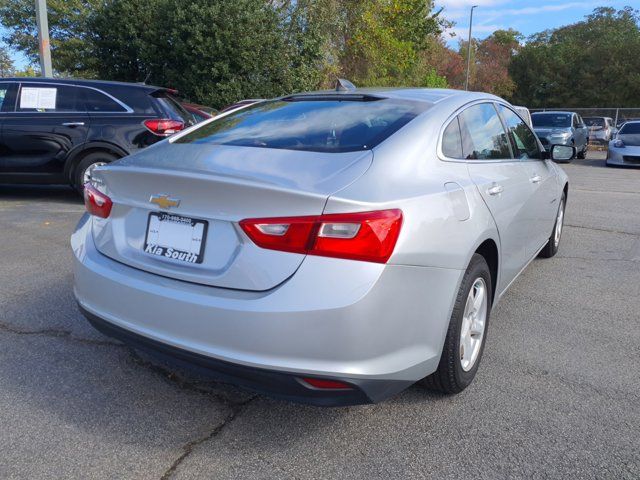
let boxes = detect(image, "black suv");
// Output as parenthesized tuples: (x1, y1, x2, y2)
(0, 78, 195, 191)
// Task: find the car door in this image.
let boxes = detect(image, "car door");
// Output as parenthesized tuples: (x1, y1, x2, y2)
(460, 103, 538, 291)
(1, 82, 89, 179)
(498, 103, 559, 252)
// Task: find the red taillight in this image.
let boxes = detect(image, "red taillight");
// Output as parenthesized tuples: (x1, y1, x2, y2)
(300, 377, 353, 390)
(83, 183, 112, 218)
(239, 209, 402, 263)
(143, 118, 185, 136)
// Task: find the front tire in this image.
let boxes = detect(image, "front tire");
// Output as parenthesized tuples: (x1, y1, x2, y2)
(539, 192, 566, 258)
(423, 254, 492, 394)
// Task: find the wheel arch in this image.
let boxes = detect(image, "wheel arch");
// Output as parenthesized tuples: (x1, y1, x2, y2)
(474, 238, 499, 304)
(64, 142, 129, 182)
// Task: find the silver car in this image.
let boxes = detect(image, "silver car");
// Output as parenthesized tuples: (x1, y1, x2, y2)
(607, 120, 640, 167)
(72, 87, 572, 406)
(531, 111, 589, 160)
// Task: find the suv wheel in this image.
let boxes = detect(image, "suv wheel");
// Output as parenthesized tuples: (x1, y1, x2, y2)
(73, 151, 118, 192)
(423, 253, 492, 394)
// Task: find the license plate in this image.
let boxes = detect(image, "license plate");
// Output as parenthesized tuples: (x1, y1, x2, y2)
(143, 212, 208, 264)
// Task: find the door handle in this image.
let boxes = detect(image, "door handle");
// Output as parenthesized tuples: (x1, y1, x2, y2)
(487, 185, 504, 196)
(62, 122, 85, 127)
(530, 175, 542, 183)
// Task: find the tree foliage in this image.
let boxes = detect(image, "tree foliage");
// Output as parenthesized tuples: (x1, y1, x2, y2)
(0, 0, 101, 76)
(510, 7, 640, 107)
(0, 44, 14, 77)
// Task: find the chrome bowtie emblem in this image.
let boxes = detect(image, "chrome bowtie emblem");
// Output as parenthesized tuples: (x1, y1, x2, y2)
(149, 194, 181, 210)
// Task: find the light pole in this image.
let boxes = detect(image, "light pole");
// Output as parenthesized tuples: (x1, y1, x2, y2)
(35, 0, 53, 77)
(464, 5, 478, 91)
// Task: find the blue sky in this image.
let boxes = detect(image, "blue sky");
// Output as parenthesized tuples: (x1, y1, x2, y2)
(437, 0, 634, 47)
(2, 1, 637, 69)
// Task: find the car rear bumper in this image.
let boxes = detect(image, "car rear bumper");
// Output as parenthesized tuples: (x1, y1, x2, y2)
(72, 215, 463, 405)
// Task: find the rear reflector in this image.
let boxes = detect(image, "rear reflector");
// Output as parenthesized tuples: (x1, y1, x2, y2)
(240, 209, 402, 263)
(143, 118, 185, 136)
(83, 183, 113, 218)
(300, 377, 353, 390)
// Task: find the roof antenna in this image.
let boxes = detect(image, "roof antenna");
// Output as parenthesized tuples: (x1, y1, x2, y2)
(335, 78, 356, 92)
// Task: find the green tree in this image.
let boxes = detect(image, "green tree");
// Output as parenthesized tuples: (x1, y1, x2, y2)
(0, 0, 101, 76)
(90, 0, 312, 108)
(0, 44, 14, 76)
(510, 7, 640, 107)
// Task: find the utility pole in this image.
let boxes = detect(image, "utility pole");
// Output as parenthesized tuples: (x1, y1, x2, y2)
(35, 0, 53, 77)
(464, 5, 478, 91)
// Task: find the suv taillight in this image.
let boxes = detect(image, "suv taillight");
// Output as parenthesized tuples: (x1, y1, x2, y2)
(240, 209, 403, 264)
(83, 183, 112, 218)
(143, 118, 185, 136)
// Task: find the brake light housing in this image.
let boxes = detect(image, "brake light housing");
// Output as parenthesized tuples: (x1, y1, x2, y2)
(143, 118, 185, 136)
(83, 183, 112, 218)
(240, 209, 402, 263)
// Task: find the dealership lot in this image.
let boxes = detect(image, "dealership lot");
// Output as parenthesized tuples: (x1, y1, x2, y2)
(0, 151, 638, 479)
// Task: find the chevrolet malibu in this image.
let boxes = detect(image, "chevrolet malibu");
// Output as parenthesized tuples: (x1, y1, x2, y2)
(72, 87, 572, 406)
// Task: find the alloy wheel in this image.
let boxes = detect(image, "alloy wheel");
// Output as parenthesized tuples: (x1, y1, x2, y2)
(459, 277, 488, 372)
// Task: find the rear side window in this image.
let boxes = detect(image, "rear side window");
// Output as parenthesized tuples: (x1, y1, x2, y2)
(83, 88, 126, 112)
(498, 105, 541, 160)
(17, 84, 82, 112)
(174, 97, 429, 153)
(458, 103, 512, 160)
(0, 85, 8, 111)
(442, 117, 463, 158)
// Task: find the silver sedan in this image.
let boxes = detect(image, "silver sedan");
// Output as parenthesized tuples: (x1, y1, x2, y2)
(72, 86, 571, 406)
(607, 121, 640, 167)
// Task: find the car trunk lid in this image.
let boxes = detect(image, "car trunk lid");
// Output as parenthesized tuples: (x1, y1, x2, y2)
(90, 143, 372, 291)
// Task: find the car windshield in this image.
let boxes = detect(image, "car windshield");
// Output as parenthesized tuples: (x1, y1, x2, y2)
(584, 117, 605, 127)
(174, 97, 429, 153)
(532, 113, 571, 128)
(618, 123, 640, 145)
(619, 123, 640, 135)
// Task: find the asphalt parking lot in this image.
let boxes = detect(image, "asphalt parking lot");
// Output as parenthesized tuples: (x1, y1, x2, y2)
(1, 151, 639, 480)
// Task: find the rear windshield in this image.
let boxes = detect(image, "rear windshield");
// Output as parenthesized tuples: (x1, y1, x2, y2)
(584, 117, 605, 127)
(532, 113, 571, 128)
(174, 97, 428, 153)
(154, 91, 196, 125)
(619, 123, 640, 135)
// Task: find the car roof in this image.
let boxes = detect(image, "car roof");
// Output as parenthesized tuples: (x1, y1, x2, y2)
(0, 76, 167, 93)
(285, 87, 502, 106)
(532, 111, 575, 115)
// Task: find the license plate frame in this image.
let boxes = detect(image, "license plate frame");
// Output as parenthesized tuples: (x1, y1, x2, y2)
(143, 212, 208, 264)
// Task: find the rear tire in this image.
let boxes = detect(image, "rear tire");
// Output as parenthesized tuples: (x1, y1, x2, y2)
(73, 151, 118, 193)
(539, 192, 566, 258)
(423, 254, 492, 394)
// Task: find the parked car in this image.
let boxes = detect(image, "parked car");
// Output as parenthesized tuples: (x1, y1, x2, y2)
(73, 87, 571, 406)
(617, 117, 640, 129)
(513, 105, 533, 128)
(218, 99, 263, 114)
(182, 102, 217, 122)
(531, 111, 588, 160)
(583, 116, 614, 144)
(0, 77, 196, 191)
(607, 120, 640, 168)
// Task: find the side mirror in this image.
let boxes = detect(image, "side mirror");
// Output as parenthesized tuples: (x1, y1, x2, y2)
(551, 144, 576, 162)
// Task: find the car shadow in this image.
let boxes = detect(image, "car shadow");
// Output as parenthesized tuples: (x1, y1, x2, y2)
(0, 184, 81, 203)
